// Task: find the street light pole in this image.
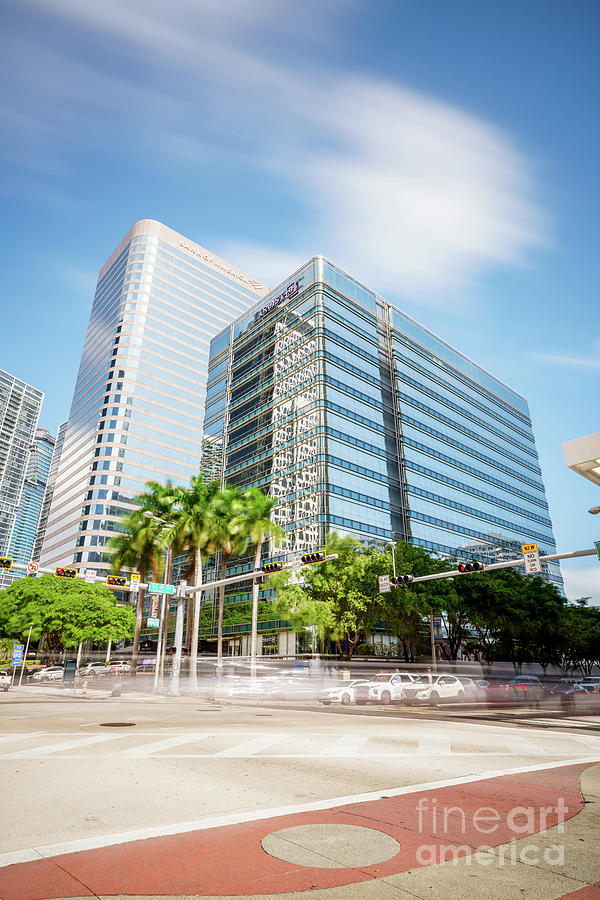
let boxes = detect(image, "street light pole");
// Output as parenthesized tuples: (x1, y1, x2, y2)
(388, 542, 397, 578)
(18, 622, 34, 687)
(144, 511, 178, 695)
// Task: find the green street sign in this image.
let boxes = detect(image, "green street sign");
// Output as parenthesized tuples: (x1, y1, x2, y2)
(148, 582, 175, 594)
(595, 541, 600, 561)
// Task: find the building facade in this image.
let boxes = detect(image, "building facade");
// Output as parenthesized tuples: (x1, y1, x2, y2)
(0, 369, 43, 574)
(204, 256, 562, 651)
(8, 427, 56, 570)
(40, 219, 267, 575)
(32, 421, 67, 561)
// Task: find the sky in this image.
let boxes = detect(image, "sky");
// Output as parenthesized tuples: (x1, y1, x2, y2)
(1, 0, 599, 601)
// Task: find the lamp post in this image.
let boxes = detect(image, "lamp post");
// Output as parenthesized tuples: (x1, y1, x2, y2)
(144, 511, 182, 696)
(387, 542, 397, 578)
(18, 622, 34, 687)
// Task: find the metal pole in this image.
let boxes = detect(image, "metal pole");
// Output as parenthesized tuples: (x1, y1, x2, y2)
(390, 542, 396, 578)
(105, 639, 112, 664)
(429, 611, 437, 674)
(152, 593, 166, 695)
(168, 584, 184, 696)
(18, 623, 33, 687)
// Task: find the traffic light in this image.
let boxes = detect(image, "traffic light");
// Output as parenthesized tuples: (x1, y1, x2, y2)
(457, 561, 483, 573)
(0, 557, 13, 569)
(262, 562, 283, 574)
(106, 575, 128, 587)
(392, 574, 414, 586)
(255, 574, 268, 585)
(301, 550, 326, 565)
(55, 567, 78, 579)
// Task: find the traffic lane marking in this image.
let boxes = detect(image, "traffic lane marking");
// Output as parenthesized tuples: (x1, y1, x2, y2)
(0, 761, 591, 899)
(0, 756, 598, 870)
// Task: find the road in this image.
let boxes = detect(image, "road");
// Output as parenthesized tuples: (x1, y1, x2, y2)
(1, 687, 600, 898)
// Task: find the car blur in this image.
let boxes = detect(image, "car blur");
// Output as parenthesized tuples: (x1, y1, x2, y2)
(77, 662, 109, 678)
(318, 679, 370, 705)
(29, 666, 64, 683)
(403, 673, 465, 705)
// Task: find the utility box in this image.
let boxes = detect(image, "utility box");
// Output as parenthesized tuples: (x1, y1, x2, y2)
(64, 659, 77, 683)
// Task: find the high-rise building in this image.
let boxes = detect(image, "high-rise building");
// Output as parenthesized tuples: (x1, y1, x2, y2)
(0, 369, 43, 570)
(33, 421, 67, 561)
(6, 427, 56, 581)
(204, 256, 562, 653)
(40, 219, 268, 575)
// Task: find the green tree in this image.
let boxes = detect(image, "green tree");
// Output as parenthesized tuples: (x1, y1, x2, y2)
(0, 576, 135, 662)
(211, 486, 248, 668)
(239, 487, 284, 673)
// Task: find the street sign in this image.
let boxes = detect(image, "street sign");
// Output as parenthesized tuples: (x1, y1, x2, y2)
(595, 541, 600, 561)
(84, 569, 96, 584)
(13, 644, 24, 652)
(147, 617, 160, 628)
(148, 582, 175, 594)
(130, 573, 141, 591)
(11, 644, 23, 666)
(26, 561, 39, 575)
(522, 542, 542, 574)
(378, 574, 391, 593)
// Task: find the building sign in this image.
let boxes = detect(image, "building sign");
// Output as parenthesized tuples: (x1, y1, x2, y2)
(259, 281, 299, 318)
(178, 241, 264, 292)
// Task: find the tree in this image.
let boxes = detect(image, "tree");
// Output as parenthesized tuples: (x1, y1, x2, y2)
(239, 487, 284, 674)
(0, 576, 135, 662)
(171, 475, 220, 688)
(210, 486, 248, 668)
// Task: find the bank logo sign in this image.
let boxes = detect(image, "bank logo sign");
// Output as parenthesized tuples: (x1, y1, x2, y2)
(259, 280, 299, 317)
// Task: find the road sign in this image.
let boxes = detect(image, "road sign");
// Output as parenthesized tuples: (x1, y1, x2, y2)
(130, 573, 141, 591)
(148, 582, 175, 594)
(522, 542, 542, 574)
(147, 617, 160, 628)
(84, 569, 96, 584)
(13, 644, 24, 652)
(26, 561, 39, 575)
(378, 575, 390, 593)
(595, 541, 600, 561)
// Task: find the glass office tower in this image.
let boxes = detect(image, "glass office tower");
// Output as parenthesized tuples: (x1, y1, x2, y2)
(33, 421, 67, 561)
(205, 257, 562, 650)
(41, 220, 267, 574)
(0, 369, 43, 573)
(6, 427, 56, 584)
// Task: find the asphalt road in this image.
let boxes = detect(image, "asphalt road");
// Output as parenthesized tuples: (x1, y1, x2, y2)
(2, 686, 600, 864)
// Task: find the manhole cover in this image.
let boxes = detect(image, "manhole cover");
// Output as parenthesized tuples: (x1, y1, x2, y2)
(262, 824, 400, 868)
(99, 722, 136, 727)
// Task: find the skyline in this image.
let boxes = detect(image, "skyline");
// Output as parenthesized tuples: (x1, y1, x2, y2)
(1, 0, 598, 601)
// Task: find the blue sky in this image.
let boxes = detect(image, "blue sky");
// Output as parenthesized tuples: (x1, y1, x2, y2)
(1, 0, 599, 601)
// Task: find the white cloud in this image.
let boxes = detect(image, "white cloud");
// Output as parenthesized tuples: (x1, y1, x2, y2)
(561, 564, 600, 605)
(533, 340, 600, 370)
(8, 0, 550, 301)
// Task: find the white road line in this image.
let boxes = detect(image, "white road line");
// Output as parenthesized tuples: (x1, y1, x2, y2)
(417, 735, 452, 754)
(0, 733, 127, 759)
(501, 734, 546, 754)
(212, 734, 287, 757)
(1, 755, 598, 869)
(319, 735, 372, 756)
(0, 732, 45, 745)
(570, 733, 600, 746)
(117, 734, 207, 757)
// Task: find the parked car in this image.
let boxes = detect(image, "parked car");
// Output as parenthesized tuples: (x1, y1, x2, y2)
(456, 676, 479, 700)
(318, 680, 370, 706)
(545, 682, 591, 705)
(363, 672, 415, 705)
(0, 670, 12, 691)
(106, 661, 131, 675)
(581, 677, 600, 693)
(403, 673, 465, 706)
(29, 666, 64, 683)
(77, 662, 109, 678)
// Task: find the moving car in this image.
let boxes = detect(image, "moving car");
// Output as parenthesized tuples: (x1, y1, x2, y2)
(29, 666, 64, 683)
(318, 679, 369, 706)
(486, 675, 544, 705)
(403, 673, 465, 705)
(77, 662, 109, 678)
(456, 676, 479, 700)
(363, 672, 415, 705)
(0, 670, 12, 691)
(581, 677, 600, 693)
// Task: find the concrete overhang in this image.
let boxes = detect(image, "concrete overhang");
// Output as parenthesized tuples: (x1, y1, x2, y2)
(562, 431, 600, 488)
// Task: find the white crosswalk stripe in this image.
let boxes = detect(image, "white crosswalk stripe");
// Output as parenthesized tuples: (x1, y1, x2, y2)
(116, 734, 208, 757)
(0, 733, 127, 758)
(501, 734, 546, 755)
(319, 735, 371, 756)
(213, 734, 287, 757)
(417, 735, 452, 754)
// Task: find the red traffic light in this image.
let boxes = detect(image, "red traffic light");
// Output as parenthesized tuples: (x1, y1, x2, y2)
(55, 567, 78, 579)
(392, 574, 414, 585)
(106, 575, 128, 587)
(458, 561, 483, 573)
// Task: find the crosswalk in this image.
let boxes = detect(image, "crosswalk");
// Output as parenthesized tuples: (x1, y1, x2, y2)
(0, 730, 599, 760)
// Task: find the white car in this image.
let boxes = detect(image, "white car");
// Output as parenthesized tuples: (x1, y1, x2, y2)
(368, 672, 415, 705)
(318, 680, 369, 706)
(403, 674, 465, 706)
(0, 670, 12, 691)
(29, 666, 64, 683)
(77, 662, 108, 678)
(106, 661, 131, 675)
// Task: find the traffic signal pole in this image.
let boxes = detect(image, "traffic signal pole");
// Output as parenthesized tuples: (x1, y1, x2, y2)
(406, 546, 597, 584)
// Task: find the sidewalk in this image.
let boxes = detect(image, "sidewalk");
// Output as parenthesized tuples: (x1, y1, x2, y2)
(1, 761, 598, 899)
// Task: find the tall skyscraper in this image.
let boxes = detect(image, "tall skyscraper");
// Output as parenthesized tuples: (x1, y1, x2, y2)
(0, 369, 43, 570)
(8, 427, 56, 572)
(33, 420, 67, 561)
(204, 256, 562, 654)
(40, 219, 267, 574)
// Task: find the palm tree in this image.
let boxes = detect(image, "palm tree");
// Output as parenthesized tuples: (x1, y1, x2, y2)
(211, 485, 247, 669)
(109, 509, 161, 674)
(172, 475, 220, 689)
(241, 488, 284, 675)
